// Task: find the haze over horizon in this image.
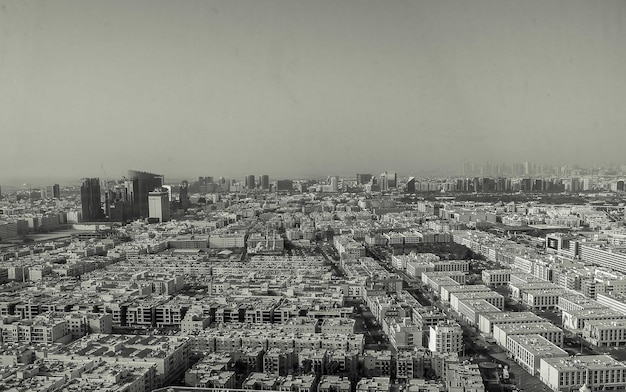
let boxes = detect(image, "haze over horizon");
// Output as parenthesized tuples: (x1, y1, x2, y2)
(2, 0, 625, 184)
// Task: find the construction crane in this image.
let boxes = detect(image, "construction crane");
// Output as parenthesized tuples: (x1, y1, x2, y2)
(100, 163, 109, 182)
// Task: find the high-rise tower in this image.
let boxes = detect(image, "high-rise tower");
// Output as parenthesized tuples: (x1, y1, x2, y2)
(356, 174, 372, 185)
(260, 175, 270, 190)
(330, 176, 339, 192)
(81, 178, 104, 221)
(246, 175, 256, 190)
(179, 180, 190, 209)
(128, 170, 163, 219)
(148, 188, 170, 223)
(380, 172, 389, 191)
(406, 177, 416, 193)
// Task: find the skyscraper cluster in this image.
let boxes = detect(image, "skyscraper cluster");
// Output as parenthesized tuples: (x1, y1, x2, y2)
(82, 170, 165, 223)
(245, 174, 271, 190)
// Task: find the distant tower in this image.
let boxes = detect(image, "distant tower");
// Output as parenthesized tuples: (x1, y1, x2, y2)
(128, 170, 163, 218)
(179, 180, 190, 209)
(406, 177, 416, 193)
(162, 185, 172, 201)
(105, 183, 133, 223)
(53, 184, 60, 199)
(330, 176, 339, 192)
(261, 175, 270, 190)
(356, 174, 372, 185)
(246, 175, 256, 190)
(81, 178, 104, 222)
(148, 188, 170, 223)
(380, 172, 389, 191)
(387, 172, 397, 188)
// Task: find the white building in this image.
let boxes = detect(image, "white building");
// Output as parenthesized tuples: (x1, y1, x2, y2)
(583, 319, 626, 347)
(440, 284, 493, 303)
(540, 355, 626, 392)
(482, 269, 514, 287)
(450, 291, 504, 311)
(148, 189, 170, 222)
(505, 334, 568, 376)
(493, 322, 564, 348)
(478, 312, 544, 335)
(561, 308, 626, 331)
(428, 322, 463, 354)
(456, 299, 501, 326)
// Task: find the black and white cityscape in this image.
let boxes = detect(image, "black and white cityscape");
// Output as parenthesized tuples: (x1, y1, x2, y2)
(2, 1, 626, 392)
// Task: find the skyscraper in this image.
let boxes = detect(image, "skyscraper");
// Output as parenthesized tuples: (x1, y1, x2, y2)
(356, 174, 372, 185)
(330, 176, 339, 192)
(198, 176, 214, 193)
(81, 178, 104, 222)
(179, 180, 190, 209)
(276, 180, 293, 192)
(128, 170, 163, 219)
(105, 184, 133, 223)
(388, 172, 397, 188)
(148, 188, 170, 223)
(380, 172, 389, 191)
(246, 175, 256, 190)
(260, 175, 270, 190)
(53, 184, 60, 199)
(406, 177, 416, 193)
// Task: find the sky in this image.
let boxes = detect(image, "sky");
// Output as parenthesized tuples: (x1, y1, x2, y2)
(1, 0, 625, 184)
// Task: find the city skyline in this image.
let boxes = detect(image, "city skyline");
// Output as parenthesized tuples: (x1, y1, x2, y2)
(2, 0, 626, 182)
(2, 160, 626, 189)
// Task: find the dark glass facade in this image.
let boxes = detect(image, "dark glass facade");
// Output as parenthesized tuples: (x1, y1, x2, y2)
(81, 178, 104, 221)
(128, 170, 163, 218)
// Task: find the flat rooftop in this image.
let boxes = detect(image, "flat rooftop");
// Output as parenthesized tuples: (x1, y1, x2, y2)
(482, 311, 543, 322)
(541, 355, 626, 371)
(565, 308, 625, 318)
(508, 334, 568, 357)
(495, 321, 562, 334)
(459, 299, 501, 313)
(584, 319, 626, 329)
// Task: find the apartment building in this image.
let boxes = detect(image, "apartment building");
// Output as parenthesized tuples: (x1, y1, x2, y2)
(478, 312, 544, 335)
(540, 355, 626, 392)
(493, 322, 564, 348)
(440, 284, 492, 303)
(428, 322, 463, 354)
(505, 334, 568, 376)
(583, 319, 626, 347)
(450, 291, 504, 311)
(455, 299, 501, 326)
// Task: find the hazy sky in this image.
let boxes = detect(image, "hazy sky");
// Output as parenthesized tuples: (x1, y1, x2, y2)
(1, 0, 625, 183)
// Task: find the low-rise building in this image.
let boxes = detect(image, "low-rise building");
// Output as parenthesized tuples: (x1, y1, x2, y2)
(318, 375, 351, 392)
(493, 322, 564, 348)
(540, 355, 626, 392)
(478, 312, 544, 335)
(562, 308, 626, 331)
(456, 299, 501, 326)
(481, 269, 514, 287)
(356, 376, 390, 392)
(521, 288, 568, 310)
(440, 284, 492, 303)
(506, 334, 568, 376)
(583, 319, 626, 347)
(428, 321, 463, 354)
(450, 291, 504, 311)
